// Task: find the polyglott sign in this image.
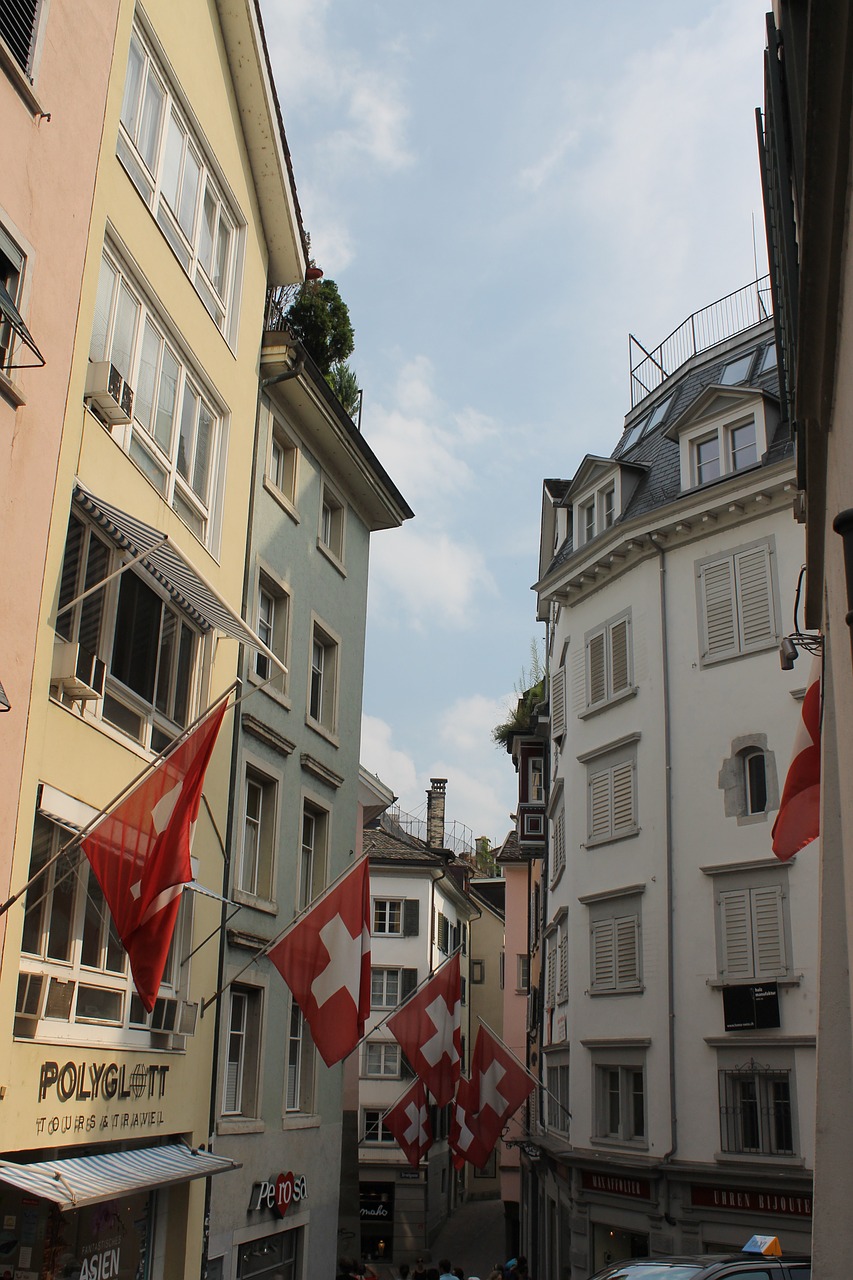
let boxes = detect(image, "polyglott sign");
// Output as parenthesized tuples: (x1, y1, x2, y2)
(249, 1172, 308, 1218)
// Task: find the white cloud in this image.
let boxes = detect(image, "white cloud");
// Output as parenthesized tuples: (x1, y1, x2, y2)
(360, 715, 418, 798)
(439, 693, 509, 756)
(369, 528, 497, 630)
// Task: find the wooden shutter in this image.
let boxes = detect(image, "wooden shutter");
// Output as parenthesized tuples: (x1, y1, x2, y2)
(701, 557, 737, 659)
(720, 888, 754, 979)
(558, 935, 568, 998)
(591, 919, 616, 990)
(546, 946, 557, 1008)
(588, 768, 612, 840)
(615, 915, 640, 988)
(400, 968, 418, 1001)
(551, 666, 567, 737)
(611, 760, 635, 835)
(610, 617, 630, 694)
(751, 884, 786, 976)
(735, 544, 776, 651)
(587, 631, 607, 705)
(403, 899, 419, 937)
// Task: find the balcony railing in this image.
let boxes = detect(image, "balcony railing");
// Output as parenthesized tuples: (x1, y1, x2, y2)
(629, 276, 773, 408)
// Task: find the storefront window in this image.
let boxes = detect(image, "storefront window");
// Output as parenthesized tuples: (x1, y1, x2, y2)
(237, 1229, 298, 1280)
(0, 1184, 151, 1279)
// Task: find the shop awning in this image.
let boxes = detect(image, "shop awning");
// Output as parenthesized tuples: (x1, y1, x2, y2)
(0, 1143, 239, 1210)
(70, 484, 284, 674)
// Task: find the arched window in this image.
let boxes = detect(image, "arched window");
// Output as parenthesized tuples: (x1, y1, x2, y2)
(743, 749, 768, 815)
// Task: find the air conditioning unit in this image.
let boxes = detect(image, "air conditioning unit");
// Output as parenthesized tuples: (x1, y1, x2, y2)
(150, 996, 179, 1032)
(85, 361, 134, 425)
(15, 973, 46, 1032)
(52, 640, 106, 701)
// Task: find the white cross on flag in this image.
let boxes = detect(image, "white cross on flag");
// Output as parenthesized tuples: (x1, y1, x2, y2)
(268, 858, 371, 1067)
(383, 1079, 433, 1167)
(464, 1025, 535, 1152)
(81, 701, 228, 1012)
(387, 953, 461, 1106)
(449, 1074, 492, 1170)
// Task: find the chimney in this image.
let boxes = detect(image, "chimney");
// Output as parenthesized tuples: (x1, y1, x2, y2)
(426, 778, 447, 850)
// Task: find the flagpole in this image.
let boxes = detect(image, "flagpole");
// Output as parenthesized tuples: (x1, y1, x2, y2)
(0, 680, 239, 920)
(475, 1015, 571, 1120)
(199, 854, 371, 1015)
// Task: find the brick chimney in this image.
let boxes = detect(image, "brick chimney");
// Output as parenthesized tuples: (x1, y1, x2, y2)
(426, 778, 447, 850)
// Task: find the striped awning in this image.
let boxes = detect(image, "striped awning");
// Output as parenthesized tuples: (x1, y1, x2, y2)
(0, 1143, 239, 1210)
(71, 484, 262, 649)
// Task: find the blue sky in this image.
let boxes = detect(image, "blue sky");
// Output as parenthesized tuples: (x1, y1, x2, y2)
(265, 0, 770, 843)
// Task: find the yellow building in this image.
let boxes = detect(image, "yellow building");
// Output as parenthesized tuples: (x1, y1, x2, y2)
(0, 2, 306, 1275)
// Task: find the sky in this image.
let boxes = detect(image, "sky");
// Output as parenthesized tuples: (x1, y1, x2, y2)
(264, 0, 771, 845)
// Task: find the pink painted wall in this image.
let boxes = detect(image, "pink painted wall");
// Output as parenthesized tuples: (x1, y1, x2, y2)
(501, 859, 529, 1201)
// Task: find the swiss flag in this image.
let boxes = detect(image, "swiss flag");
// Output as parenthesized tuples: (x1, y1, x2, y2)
(81, 701, 227, 1011)
(772, 655, 822, 861)
(387, 953, 461, 1106)
(268, 859, 370, 1067)
(383, 1079, 433, 1167)
(449, 1074, 492, 1169)
(464, 1026, 535, 1152)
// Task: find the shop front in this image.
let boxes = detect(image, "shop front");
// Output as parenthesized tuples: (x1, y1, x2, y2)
(685, 1179, 812, 1255)
(359, 1183, 394, 1262)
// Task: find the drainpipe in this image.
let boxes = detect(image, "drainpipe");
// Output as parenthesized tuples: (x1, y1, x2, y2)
(260, 354, 305, 389)
(654, 538, 678, 1171)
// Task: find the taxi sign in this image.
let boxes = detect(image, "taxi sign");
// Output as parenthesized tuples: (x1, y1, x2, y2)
(743, 1236, 782, 1256)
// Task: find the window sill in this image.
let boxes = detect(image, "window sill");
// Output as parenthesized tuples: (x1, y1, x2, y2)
(317, 539, 347, 577)
(590, 1136, 648, 1152)
(706, 976, 802, 990)
(699, 637, 780, 669)
(589, 985, 644, 997)
(584, 827, 640, 850)
(247, 669, 291, 710)
(578, 686, 638, 720)
(305, 714, 340, 748)
(232, 889, 278, 916)
(282, 1113, 322, 1131)
(713, 1150, 805, 1168)
(263, 476, 299, 523)
(0, 369, 26, 408)
(0, 37, 46, 115)
(217, 1117, 265, 1136)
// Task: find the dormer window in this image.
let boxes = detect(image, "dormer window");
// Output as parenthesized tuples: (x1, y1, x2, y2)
(691, 417, 759, 487)
(719, 353, 754, 385)
(601, 485, 615, 529)
(575, 476, 620, 546)
(583, 500, 595, 543)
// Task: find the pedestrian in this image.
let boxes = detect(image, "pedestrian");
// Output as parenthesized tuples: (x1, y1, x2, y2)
(439, 1261, 454, 1280)
(412, 1262, 428, 1280)
(452, 1269, 465, 1280)
(398, 1267, 410, 1280)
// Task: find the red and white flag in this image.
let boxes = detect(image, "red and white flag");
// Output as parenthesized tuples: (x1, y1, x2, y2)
(268, 859, 371, 1067)
(449, 1074, 492, 1170)
(81, 701, 228, 1011)
(383, 1079, 433, 1167)
(387, 953, 461, 1106)
(772, 655, 822, 861)
(464, 1025, 536, 1151)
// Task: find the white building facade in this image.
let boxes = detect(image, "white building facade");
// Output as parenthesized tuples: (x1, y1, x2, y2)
(527, 289, 817, 1279)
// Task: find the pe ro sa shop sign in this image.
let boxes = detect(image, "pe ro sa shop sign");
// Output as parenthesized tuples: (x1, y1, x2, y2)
(250, 1172, 308, 1218)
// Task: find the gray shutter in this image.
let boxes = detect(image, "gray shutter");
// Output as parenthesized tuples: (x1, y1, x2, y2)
(400, 968, 418, 1001)
(588, 767, 612, 840)
(591, 919, 616, 990)
(751, 884, 786, 976)
(551, 666, 567, 737)
(611, 760, 635, 835)
(720, 888, 754, 979)
(587, 631, 607, 705)
(701, 557, 737, 659)
(403, 899, 419, 936)
(615, 915, 639, 988)
(546, 946, 557, 1007)
(610, 617, 630, 694)
(735, 544, 776, 651)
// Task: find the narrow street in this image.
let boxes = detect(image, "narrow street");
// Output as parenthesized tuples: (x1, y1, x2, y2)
(376, 1197, 506, 1280)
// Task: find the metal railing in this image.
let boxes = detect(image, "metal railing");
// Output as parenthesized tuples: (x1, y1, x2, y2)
(629, 276, 773, 408)
(385, 806, 475, 858)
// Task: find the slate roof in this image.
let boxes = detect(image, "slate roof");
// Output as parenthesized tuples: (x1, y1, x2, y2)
(495, 829, 525, 864)
(363, 812, 458, 868)
(544, 329, 790, 579)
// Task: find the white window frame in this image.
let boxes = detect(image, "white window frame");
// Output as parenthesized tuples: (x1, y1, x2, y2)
(298, 797, 329, 911)
(362, 1109, 396, 1144)
(573, 473, 621, 546)
(252, 565, 290, 698)
(265, 410, 299, 517)
(584, 611, 633, 712)
(678, 401, 770, 491)
(89, 245, 227, 551)
(595, 1063, 646, 1145)
(696, 538, 780, 666)
(318, 479, 346, 570)
(717, 1054, 796, 1156)
(372, 898, 403, 936)
(117, 21, 245, 344)
(285, 1001, 315, 1115)
(237, 762, 279, 903)
(222, 986, 262, 1118)
(307, 615, 340, 740)
(363, 1042, 401, 1078)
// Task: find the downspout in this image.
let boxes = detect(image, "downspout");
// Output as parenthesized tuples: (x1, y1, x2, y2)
(654, 538, 678, 1168)
(260, 354, 305, 389)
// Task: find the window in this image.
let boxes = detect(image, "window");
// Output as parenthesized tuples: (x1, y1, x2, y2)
(364, 1042, 401, 1077)
(717, 883, 788, 982)
(557, 933, 568, 1002)
(373, 898, 422, 936)
(696, 540, 778, 664)
(596, 1065, 645, 1143)
(546, 943, 556, 1010)
(759, 343, 778, 373)
(547, 1059, 570, 1134)
(744, 749, 768, 815)
(363, 1109, 396, 1144)
(719, 1062, 793, 1155)
(319, 483, 345, 565)
(253, 572, 289, 695)
(582, 500, 595, 544)
(585, 612, 632, 710)
(307, 620, 339, 736)
(267, 416, 298, 507)
(719, 353, 755, 386)
(719, 734, 779, 824)
(223, 987, 262, 1117)
(117, 24, 242, 338)
(517, 954, 530, 992)
(590, 913, 641, 994)
(690, 416, 760, 486)
(237, 1230, 298, 1280)
(285, 1003, 315, 1114)
(238, 768, 277, 901)
(436, 911, 451, 954)
(0, 223, 42, 374)
(297, 801, 328, 911)
(55, 513, 200, 751)
(551, 808, 566, 882)
(371, 967, 417, 1008)
(89, 249, 225, 546)
(527, 754, 544, 803)
(550, 665, 567, 740)
(1, 0, 42, 75)
(585, 741, 638, 845)
(600, 485, 615, 530)
(472, 960, 485, 984)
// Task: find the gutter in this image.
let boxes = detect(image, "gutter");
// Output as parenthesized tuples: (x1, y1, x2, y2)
(654, 537, 678, 1162)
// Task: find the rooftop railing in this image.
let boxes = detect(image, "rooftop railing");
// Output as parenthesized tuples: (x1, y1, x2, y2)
(629, 276, 773, 408)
